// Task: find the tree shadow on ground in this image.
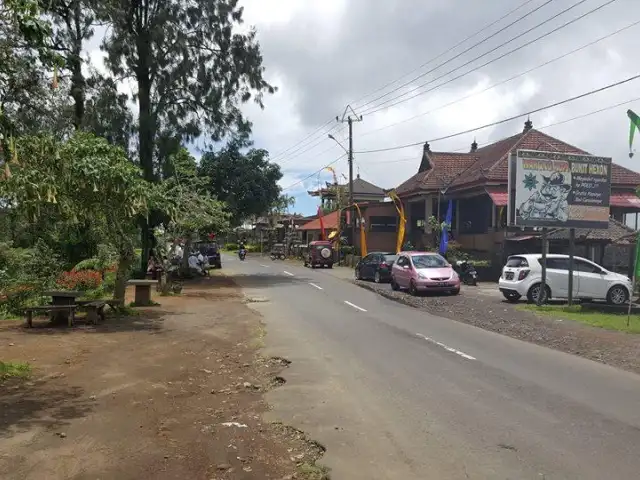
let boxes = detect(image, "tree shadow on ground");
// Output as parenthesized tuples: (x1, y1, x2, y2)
(0, 377, 94, 436)
(15, 310, 166, 336)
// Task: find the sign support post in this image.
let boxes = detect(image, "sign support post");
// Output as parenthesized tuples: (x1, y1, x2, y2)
(568, 228, 575, 306)
(537, 228, 548, 306)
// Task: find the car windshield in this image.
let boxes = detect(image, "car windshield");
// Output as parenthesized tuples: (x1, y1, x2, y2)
(383, 254, 398, 263)
(411, 254, 447, 268)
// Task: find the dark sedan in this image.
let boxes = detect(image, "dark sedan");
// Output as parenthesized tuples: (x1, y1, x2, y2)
(355, 252, 397, 283)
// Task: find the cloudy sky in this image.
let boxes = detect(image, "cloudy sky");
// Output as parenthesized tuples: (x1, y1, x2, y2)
(235, 0, 639, 215)
(84, 0, 640, 216)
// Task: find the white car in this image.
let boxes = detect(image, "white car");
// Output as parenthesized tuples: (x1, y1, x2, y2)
(498, 254, 632, 305)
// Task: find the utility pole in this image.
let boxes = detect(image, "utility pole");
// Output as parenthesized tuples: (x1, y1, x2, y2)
(337, 105, 362, 247)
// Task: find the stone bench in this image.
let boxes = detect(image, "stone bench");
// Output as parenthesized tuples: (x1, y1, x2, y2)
(127, 279, 158, 306)
(24, 305, 77, 328)
(80, 300, 107, 324)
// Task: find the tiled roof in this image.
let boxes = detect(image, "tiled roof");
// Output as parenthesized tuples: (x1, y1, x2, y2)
(547, 218, 636, 244)
(299, 210, 351, 231)
(395, 152, 476, 195)
(353, 176, 385, 196)
(395, 126, 640, 196)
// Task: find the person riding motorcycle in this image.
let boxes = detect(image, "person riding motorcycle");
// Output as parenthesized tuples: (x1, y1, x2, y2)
(238, 240, 247, 260)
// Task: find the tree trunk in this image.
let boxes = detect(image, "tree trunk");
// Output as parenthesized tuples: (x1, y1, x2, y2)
(114, 245, 134, 304)
(69, 0, 86, 129)
(136, 33, 155, 271)
(180, 234, 193, 276)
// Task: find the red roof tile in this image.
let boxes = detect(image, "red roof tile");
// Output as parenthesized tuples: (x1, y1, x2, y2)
(299, 210, 351, 231)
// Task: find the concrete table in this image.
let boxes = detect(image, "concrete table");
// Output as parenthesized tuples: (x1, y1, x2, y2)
(43, 290, 83, 324)
(127, 279, 158, 306)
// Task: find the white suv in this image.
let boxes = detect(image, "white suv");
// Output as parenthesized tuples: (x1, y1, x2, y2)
(498, 254, 632, 305)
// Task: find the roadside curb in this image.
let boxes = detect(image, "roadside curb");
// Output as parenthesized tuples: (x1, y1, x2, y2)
(351, 280, 419, 308)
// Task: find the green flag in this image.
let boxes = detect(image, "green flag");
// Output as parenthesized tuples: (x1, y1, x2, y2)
(627, 109, 640, 158)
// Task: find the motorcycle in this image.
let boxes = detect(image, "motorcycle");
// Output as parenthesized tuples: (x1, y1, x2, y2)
(456, 260, 478, 286)
(238, 248, 247, 261)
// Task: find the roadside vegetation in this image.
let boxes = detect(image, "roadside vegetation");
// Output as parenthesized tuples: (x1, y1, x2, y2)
(520, 304, 640, 334)
(0, 361, 31, 380)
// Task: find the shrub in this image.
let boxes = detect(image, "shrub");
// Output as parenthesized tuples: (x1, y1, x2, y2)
(0, 241, 62, 315)
(56, 270, 102, 291)
(225, 242, 238, 251)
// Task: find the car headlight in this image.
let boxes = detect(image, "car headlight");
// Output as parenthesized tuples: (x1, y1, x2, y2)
(418, 272, 428, 279)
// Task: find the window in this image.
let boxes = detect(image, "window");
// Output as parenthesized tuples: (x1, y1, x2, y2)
(411, 254, 447, 268)
(396, 256, 408, 267)
(575, 259, 602, 274)
(506, 256, 528, 268)
(370, 216, 397, 233)
(546, 258, 570, 270)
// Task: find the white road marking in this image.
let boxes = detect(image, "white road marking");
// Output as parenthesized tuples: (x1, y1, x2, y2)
(344, 301, 367, 312)
(259, 264, 270, 268)
(415, 333, 476, 361)
(283, 271, 294, 276)
(309, 283, 323, 290)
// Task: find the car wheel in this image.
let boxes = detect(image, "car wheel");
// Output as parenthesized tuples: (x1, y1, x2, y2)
(450, 288, 460, 295)
(607, 285, 629, 305)
(374, 272, 381, 283)
(409, 280, 419, 296)
(328, 263, 333, 269)
(355, 268, 361, 280)
(527, 283, 550, 304)
(391, 278, 400, 291)
(503, 292, 521, 303)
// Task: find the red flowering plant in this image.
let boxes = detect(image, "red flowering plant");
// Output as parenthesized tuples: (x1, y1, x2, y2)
(56, 270, 102, 291)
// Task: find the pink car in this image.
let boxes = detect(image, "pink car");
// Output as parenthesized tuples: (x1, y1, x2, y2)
(391, 251, 460, 296)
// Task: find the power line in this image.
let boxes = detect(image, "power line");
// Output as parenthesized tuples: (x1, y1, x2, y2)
(348, 0, 538, 109)
(272, 123, 343, 164)
(267, 0, 541, 167)
(269, 119, 336, 162)
(281, 154, 347, 191)
(358, 17, 640, 139)
(361, 0, 617, 116)
(277, 129, 349, 169)
(355, 73, 640, 154)
(282, 95, 640, 192)
(355, 0, 559, 112)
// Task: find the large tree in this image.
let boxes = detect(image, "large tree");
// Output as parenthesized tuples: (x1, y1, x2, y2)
(101, 0, 275, 264)
(199, 142, 283, 226)
(42, 0, 98, 129)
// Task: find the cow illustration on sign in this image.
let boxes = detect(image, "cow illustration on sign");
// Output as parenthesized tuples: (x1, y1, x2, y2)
(518, 171, 571, 222)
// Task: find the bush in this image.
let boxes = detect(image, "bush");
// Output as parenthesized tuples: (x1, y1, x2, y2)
(0, 241, 62, 315)
(225, 242, 238, 251)
(56, 270, 102, 291)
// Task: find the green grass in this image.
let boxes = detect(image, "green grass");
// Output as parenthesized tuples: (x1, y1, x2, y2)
(0, 361, 31, 380)
(297, 463, 331, 480)
(519, 304, 640, 333)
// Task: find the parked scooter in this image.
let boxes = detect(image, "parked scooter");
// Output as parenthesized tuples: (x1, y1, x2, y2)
(238, 248, 247, 261)
(456, 260, 478, 286)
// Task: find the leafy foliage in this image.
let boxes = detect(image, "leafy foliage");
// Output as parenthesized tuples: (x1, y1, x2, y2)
(199, 144, 282, 226)
(56, 269, 102, 290)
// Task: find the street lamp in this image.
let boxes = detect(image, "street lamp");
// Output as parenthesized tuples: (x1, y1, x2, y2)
(328, 134, 349, 155)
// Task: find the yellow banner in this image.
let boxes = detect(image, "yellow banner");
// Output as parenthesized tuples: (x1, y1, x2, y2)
(389, 190, 406, 253)
(353, 203, 367, 257)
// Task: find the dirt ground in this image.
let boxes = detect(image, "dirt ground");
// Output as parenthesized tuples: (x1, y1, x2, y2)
(0, 276, 326, 480)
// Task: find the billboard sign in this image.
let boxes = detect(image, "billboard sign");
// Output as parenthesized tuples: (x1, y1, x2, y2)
(508, 149, 611, 229)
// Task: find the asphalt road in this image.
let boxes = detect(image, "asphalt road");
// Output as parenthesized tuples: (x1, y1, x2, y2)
(224, 254, 640, 480)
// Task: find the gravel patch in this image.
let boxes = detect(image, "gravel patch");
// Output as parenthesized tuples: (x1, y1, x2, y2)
(354, 280, 640, 375)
